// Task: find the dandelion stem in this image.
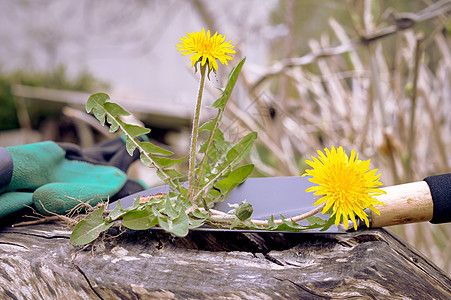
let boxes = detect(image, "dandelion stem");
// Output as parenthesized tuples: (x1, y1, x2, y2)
(252, 204, 325, 226)
(188, 64, 207, 202)
(206, 204, 325, 226)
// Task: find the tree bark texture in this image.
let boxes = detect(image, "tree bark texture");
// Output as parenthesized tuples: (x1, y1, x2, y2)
(0, 222, 450, 299)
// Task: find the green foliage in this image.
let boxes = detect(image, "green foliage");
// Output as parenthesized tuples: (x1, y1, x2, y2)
(85, 92, 185, 192)
(214, 164, 254, 198)
(122, 207, 158, 231)
(210, 58, 246, 109)
(320, 214, 337, 232)
(235, 202, 253, 221)
(0, 66, 109, 130)
(70, 205, 113, 246)
(70, 57, 329, 246)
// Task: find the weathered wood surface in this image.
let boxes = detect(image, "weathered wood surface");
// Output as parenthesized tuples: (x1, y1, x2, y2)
(0, 222, 450, 299)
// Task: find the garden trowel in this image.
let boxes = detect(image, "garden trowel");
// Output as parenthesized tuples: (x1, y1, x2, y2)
(112, 173, 451, 233)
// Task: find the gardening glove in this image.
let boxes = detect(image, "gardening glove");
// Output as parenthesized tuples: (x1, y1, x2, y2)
(58, 136, 148, 200)
(0, 137, 146, 219)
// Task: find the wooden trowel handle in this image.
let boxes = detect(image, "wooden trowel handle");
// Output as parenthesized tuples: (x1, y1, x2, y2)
(371, 173, 451, 227)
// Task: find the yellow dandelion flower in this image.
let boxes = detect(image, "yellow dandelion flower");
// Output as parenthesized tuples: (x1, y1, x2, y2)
(302, 146, 385, 230)
(176, 28, 235, 71)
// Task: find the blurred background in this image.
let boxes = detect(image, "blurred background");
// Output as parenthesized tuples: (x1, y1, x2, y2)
(0, 0, 450, 275)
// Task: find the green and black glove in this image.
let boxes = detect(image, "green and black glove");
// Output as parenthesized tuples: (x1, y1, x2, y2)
(0, 137, 146, 219)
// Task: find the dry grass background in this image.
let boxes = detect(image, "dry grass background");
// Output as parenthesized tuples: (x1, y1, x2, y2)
(216, 1, 451, 275)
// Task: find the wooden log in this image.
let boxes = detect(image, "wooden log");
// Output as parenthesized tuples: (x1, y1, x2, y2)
(0, 222, 450, 299)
